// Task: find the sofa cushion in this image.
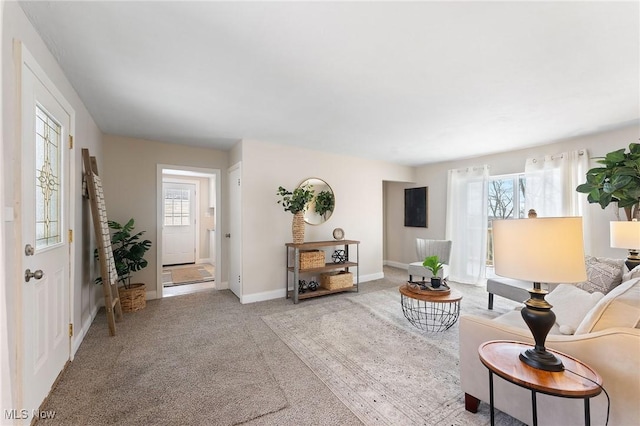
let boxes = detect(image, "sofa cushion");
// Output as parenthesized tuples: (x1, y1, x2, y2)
(575, 255, 624, 294)
(623, 264, 640, 282)
(546, 284, 604, 335)
(493, 309, 562, 335)
(575, 278, 640, 335)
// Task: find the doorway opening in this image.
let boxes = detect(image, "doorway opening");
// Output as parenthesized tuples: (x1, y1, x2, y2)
(157, 165, 221, 298)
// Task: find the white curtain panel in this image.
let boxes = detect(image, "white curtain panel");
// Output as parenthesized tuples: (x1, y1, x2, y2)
(446, 165, 489, 284)
(524, 149, 591, 252)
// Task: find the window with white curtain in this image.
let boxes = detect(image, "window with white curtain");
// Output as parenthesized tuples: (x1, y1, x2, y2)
(524, 150, 588, 217)
(446, 165, 489, 284)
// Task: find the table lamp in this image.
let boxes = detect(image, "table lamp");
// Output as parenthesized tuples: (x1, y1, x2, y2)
(610, 219, 640, 271)
(492, 217, 587, 371)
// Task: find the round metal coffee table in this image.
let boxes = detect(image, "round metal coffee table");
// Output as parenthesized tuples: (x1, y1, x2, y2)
(399, 283, 462, 332)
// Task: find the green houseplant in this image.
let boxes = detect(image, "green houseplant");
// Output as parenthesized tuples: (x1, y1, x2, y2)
(94, 218, 152, 312)
(277, 184, 315, 243)
(423, 255, 444, 288)
(314, 190, 335, 219)
(576, 143, 640, 220)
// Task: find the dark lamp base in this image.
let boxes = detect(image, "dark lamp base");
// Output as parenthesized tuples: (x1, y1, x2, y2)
(520, 348, 564, 372)
(625, 258, 640, 272)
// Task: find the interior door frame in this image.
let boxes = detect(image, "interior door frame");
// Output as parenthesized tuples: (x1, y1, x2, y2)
(15, 40, 76, 410)
(156, 164, 221, 299)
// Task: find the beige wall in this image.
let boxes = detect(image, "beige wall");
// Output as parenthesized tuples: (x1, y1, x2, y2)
(384, 124, 640, 267)
(101, 135, 229, 296)
(239, 139, 414, 302)
(2, 0, 105, 405)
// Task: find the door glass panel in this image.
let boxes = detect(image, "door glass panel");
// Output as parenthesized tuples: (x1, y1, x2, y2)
(35, 104, 62, 249)
(164, 188, 191, 226)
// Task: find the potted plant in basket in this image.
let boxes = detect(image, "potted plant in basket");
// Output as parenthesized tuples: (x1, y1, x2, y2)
(95, 218, 152, 312)
(423, 255, 444, 288)
(277, 184, 314, 243)
(576, 143, 640, 220)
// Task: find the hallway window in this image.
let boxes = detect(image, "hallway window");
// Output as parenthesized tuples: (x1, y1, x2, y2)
(164, 188, 191, 226)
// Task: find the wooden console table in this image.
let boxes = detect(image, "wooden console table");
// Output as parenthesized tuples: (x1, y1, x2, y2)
(479, 340, 602, 426)
(285, 240, 359, 303)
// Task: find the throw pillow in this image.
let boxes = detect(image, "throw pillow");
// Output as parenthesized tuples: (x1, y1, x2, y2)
(546, 284, 604, 335)
(575, 278, 640, 335)
(575, 256, 624, 294)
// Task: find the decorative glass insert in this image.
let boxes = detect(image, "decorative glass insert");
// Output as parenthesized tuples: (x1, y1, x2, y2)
(35, 105, 62, 249)
(164, 188, 191, 226)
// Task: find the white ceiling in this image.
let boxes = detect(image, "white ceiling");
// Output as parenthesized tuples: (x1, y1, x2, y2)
(19, 1, 640, 166)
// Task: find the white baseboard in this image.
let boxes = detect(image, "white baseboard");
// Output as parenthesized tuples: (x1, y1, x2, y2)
(359, 272, 385, 282)
(197, 258, 213, 265)
(217, 280, 229, 290)
(241, 288, 284, 304)
(240, 271, 386, 304)
(72, 303, 99, 356)
(384, 260, 409, 270)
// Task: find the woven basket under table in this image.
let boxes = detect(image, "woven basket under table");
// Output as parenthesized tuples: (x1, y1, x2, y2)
(320, 271, 353, 290)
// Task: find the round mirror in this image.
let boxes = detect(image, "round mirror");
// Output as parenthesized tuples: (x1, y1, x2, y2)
(299, 178, 335, 225)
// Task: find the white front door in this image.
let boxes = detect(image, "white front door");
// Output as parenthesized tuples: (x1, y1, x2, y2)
(162, 181, 196, 265)
(228, 164, 242, 299)
(21, 52, 71, 418)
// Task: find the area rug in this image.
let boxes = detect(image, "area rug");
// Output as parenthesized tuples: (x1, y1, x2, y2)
(262, 284, 523, 426)
(163, 266, 214, 287)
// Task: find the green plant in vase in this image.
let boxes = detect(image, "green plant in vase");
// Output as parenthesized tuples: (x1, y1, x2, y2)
(423, 255, 444, 288)
(276, 184, 314, 214)
(277, 184, 314, 243)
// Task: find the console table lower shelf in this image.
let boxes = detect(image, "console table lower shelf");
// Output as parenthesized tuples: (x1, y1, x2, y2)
(287, 285, 358, 300)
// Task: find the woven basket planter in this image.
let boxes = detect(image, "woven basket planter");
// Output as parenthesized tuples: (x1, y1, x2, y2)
(118, 283, 146, 312)
(292, 211, 305, 244)
(320, 271, 353, 290)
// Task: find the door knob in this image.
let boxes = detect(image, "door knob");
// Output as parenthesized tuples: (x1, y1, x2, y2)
(25, 269, 43, 282)
(225, 233, 231, 238)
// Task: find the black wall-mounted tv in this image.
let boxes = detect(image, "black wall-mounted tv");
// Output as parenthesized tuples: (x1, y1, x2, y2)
(404, 187, 428, 228)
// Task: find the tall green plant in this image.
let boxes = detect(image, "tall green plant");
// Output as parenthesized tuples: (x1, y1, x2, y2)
(576, 143, 640, 220)
(94, 218, 152, 289)
(277, 184, 314, 214)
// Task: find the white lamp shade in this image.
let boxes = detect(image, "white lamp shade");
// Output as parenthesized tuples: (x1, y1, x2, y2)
(493, 217, 587, 284)
(610, 221, 640, 249)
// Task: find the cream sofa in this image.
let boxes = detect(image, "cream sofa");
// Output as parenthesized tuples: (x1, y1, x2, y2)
(459, 277, 640, 426)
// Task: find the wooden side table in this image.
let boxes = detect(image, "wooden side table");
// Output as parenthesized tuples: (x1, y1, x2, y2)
(478, 340, 602, 426)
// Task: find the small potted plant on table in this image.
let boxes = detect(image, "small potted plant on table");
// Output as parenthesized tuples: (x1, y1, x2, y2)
(423, 255, 444, 288)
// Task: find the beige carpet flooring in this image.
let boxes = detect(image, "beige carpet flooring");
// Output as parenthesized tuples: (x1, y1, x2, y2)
(37, 267, 523, 425)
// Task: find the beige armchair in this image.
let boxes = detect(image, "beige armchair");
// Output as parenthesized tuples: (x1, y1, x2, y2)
(407, 239, 452, 282)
